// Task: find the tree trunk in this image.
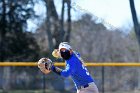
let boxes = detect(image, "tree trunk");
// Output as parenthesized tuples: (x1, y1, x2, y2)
(45, 0, 63, 49)
(65, 0, 71, 42)
(60, 0, 65, 42)
(46, 3, 54, 52)
(129, 0, 140, 89)
(129, 0, 140, 46)
(0, 0, 6, 61)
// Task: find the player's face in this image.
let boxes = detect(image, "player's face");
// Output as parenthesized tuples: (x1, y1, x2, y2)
(60, 48, 71, 60)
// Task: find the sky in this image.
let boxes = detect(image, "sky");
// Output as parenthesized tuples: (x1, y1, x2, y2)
(27, 0, 140, 32)
(71, 0, 140, 30)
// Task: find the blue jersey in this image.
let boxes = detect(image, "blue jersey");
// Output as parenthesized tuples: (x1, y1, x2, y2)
(60, 52, 94, 88)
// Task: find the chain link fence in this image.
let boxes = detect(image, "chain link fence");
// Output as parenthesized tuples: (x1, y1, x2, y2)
(0, 63, 140, 93)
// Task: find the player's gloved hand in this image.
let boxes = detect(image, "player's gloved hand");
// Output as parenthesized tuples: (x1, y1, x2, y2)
(38, 58, 53, 74)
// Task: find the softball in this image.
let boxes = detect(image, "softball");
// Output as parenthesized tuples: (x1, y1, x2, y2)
(52, 49, 60, 58)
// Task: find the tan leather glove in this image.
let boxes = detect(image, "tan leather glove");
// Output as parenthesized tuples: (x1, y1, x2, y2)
(38, 58, 53, 74)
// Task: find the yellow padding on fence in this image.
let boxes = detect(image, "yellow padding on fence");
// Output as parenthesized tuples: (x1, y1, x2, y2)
(0, 62, 140, 66)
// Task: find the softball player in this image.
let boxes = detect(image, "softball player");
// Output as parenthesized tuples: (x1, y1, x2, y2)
(38, 42, 99, 93)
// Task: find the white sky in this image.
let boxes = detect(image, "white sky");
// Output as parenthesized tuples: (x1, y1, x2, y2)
(71, 0, 140, 30)
(27, 0, 140, 32)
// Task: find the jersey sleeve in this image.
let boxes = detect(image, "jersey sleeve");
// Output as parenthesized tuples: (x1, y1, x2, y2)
(61, 61, 76, 77)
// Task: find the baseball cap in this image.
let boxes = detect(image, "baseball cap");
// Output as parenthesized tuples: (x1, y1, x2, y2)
(59, 42, 72, 51)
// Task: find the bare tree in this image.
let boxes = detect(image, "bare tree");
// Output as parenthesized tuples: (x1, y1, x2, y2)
(65, 0, 71, 42)
(44, 0, 71, 52)
(45, 0, 59, 51)
(129, 0, 140, 46)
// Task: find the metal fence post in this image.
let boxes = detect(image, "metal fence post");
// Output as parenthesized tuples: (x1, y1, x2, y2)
(43, 74, 46, 93)
(102, 66, 104, 93)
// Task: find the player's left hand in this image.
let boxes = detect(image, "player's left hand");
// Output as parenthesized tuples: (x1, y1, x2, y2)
(38, 58, 53, 74)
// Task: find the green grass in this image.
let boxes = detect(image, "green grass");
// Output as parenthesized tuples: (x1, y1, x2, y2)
(105, 90, 140, 93)
(0, 89, 72, 93)
(0, 89, 140, 93)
